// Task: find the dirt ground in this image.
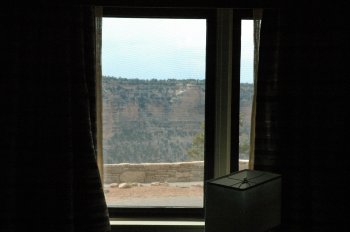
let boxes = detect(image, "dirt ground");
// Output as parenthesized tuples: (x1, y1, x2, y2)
(104, 182, 203, 206)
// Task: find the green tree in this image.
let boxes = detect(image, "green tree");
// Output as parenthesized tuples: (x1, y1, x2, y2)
(187, 122, 205, 161)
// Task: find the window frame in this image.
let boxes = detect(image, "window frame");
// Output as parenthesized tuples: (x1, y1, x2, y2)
(97, 6, 254, 221)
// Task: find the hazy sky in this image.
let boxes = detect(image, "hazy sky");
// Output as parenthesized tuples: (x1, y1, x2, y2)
(102, 18, 253, 83)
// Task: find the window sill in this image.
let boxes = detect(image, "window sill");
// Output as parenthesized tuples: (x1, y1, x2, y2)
(110, 218, 205, 232)
(110, 219, 204, 226)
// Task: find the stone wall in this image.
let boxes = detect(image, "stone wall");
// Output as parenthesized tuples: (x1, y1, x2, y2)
(104, 161, 204, 184)
(104, 160, 249, 184)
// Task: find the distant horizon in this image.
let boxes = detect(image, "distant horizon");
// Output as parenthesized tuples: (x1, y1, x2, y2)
(102, 75, 253, 84)
(102, 75, 205, 80)
(102, 18, 253, 83)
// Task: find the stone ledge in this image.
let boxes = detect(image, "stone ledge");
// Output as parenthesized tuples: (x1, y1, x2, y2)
(104, 160, 249, 184)
(104, 161, 204, 184)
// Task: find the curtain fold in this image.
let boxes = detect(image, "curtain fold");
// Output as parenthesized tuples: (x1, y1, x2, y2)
(253, 9, 312, 231)
(2, 4, 110, 232)
(95, 6, 105, 181)
(248, 9, 263, 170)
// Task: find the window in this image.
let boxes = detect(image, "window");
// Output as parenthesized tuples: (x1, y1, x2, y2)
(102, 17, 207, 209)
(239, 19, 255, 170)
(99, 8, 215, 219)
(96, 7, 257, 221)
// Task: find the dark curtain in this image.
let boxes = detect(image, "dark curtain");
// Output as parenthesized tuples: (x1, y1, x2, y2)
(254, 8, 349, 231)
(2, 4, 110, 232)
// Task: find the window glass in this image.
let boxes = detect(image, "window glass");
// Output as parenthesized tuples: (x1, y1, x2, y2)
(102, 18, 206, 207)
(239, 20, 254, 170)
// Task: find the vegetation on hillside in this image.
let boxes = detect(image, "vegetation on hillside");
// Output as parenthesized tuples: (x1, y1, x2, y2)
(102, 76, 253, 163)
(187, 122, 205, 161)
